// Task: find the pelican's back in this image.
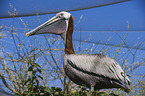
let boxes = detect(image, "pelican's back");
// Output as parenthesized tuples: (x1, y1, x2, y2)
(64, 54, 130, 92)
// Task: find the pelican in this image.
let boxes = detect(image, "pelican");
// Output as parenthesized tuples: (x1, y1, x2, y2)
(26, 11, 130, 92)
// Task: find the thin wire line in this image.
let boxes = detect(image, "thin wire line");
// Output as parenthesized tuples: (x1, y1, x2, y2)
(0, 0, 130, 19)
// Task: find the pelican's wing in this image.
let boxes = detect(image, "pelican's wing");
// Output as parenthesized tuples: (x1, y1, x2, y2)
(65, 54, 130, 85)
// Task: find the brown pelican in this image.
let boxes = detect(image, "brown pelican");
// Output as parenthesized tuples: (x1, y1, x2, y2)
(26, 11, 130, 92)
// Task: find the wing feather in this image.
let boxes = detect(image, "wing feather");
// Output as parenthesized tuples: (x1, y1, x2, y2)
(65, 54, 130, 85)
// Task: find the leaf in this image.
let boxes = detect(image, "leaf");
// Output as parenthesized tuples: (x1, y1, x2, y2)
(36, 79, 39, 84)
(32, 71, 37, 75)
(109, 93, 118, 96)
(55, 87, 62, 92)
(97, 92, 107, 96)
(81, 87, 86, 91)
(32, 76, 36, 80)
(37, 68, 42, 73)
(24, 79, 31, 85)
(51, 87, 55, 90)
(38, 75, 43, 80)
(28, 66, 33, 71)
(72, 90, 77, 94)
(27, 84, 31, 89)
(34, 63, 42, 68)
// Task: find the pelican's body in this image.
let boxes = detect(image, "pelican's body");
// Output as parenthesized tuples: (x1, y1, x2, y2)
(26, 11, 130, 92)
(64, 54, 130, 92)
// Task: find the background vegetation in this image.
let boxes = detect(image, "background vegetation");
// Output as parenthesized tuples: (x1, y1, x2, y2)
(0, 6, 144, 96)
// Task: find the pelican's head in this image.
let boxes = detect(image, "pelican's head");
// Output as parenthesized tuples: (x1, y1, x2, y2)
(26, 11, 73, 41)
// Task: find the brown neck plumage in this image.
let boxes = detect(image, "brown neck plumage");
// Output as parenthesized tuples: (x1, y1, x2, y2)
(65, 15, 75, 54)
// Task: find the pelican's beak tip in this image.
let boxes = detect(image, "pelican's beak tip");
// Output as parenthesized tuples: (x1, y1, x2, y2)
(26, 33, 30, 37)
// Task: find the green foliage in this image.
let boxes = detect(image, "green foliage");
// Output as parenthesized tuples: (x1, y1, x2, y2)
(22, 61, 44, 95)
(0, 5, 145, 96)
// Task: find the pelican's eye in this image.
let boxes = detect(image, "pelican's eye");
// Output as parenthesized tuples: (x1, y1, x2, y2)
(57, 13, 64, 18)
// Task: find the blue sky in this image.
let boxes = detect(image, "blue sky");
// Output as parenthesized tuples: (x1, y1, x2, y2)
(0, 0, 145, 93)
(1, 0, 144, 50)
(1, 0, 145, 31)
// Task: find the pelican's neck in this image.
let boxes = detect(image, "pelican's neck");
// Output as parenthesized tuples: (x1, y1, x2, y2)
(65, 16, 75, 54)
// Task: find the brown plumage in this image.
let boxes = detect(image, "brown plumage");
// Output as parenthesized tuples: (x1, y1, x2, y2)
(65, 16, 75, 54)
